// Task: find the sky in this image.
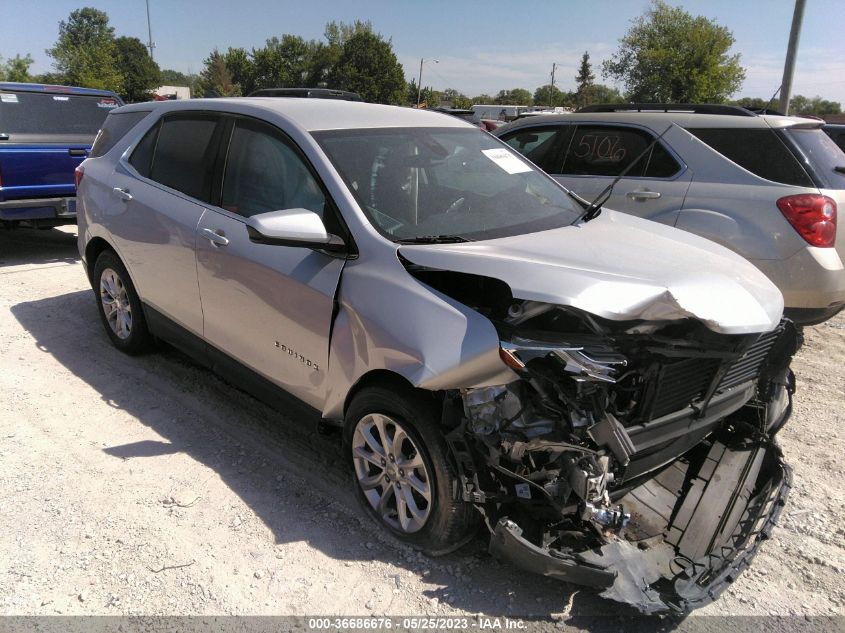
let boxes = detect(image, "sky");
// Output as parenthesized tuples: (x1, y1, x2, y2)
(4, 0, 845, 104)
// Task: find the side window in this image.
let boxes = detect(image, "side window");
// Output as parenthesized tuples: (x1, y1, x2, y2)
(687, 128, 813, 187)
(221, 118, 326, 218)
(128, 121, 159, 178)
(148, 114, 220, 202)
(501, 126, 571, 173)
(90, 111, 150, 158)
(561, 125, 680, 178)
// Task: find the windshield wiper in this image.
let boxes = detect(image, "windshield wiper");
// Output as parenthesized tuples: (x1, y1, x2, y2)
(572, 124, 674, 225)
(396, 235, 473, 244)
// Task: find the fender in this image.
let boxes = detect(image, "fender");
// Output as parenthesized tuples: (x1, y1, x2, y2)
(321, 255, 515, 420)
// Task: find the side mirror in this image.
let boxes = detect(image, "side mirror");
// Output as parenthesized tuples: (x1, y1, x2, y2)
(245, 208, 346, 253)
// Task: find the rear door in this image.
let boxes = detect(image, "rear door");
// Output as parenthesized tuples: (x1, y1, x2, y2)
(549, 123, 691, 225)
(195, 116, 346, 409)
(109, 112, 226, 336)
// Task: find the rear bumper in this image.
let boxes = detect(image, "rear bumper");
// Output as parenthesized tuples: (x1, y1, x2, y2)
(751, 246, 845, 321)
(0, 196, 77, 223)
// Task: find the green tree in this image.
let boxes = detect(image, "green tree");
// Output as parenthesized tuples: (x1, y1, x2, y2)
(789, 95, 841, 116)
(197, 49, 239, 97)
(3, 54, 35, 82)
(533, 84, 573, 107)
(46, 7, 123, 92)
(603, 0, 745, 103)
(250, 35, 316, 91)
(309, 20, 373, 87)
(471, 94, 494, 105)
(590, 83, 625, 105)
(442, 88, 471, 109)
(326, 30, 405, 104)
(160, 69, 201, 96)
(223, 47, 255, 95)
(575, 51, 595, 107)
(494, 88, 531, 105)
(729, 96, 770, 111)
(114, 37, 160, 102)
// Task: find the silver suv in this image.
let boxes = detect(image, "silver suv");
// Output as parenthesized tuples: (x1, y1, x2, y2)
(495, 104, 845, 324)
(77, 98, 800, 613)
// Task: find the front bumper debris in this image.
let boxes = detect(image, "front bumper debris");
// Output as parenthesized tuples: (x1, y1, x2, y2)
(488, 438, 791, 614)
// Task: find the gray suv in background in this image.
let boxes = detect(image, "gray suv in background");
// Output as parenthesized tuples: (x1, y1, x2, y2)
(496, 104, 845, 324)
(77, 98, 800, 613)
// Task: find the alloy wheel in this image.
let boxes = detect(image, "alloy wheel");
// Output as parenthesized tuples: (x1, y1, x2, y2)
(99, 268, 132, 340)
(351, 413, 433, 533)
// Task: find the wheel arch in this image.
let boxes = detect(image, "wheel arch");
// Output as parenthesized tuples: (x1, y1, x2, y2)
(342, 369, 428, 421)
(84, 236, 116, 286)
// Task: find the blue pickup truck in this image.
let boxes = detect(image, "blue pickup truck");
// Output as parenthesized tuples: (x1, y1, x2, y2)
(0, 82, 123, 228)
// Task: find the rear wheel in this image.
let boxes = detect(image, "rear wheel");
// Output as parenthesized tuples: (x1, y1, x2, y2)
(93, 250, 152, 355)
(344, 385, 477, 554)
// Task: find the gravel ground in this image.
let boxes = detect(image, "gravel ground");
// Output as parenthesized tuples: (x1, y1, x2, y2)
(0, 226, 843, 624)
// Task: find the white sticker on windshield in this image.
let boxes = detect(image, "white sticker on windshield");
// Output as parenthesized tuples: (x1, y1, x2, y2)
(53, 96, 69, 101)
(482, 148, 532, 174)
(0, 94, 18, 103)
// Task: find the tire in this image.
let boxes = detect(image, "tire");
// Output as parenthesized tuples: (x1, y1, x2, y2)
(92, 250, 152, 355)
(344, 384, 478, 554)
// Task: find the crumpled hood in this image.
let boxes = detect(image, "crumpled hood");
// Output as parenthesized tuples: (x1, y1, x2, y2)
(399, 210, 783, 335)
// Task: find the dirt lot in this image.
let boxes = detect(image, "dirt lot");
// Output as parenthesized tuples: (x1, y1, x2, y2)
(1, 226, 843, 622)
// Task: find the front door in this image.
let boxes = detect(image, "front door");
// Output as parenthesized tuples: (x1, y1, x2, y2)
(195, 116, 345, 409)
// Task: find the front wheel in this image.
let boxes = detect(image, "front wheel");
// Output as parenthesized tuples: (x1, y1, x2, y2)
(344, 385, 478, 554)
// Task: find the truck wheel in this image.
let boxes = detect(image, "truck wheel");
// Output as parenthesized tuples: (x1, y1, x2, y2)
(344, 385, 478, 555)
(93, 250, 152, 355)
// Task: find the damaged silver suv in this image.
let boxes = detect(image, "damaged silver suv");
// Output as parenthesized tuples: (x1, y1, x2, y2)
(77, 98, 800, 613)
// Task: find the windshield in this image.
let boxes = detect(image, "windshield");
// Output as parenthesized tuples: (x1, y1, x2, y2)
(314, 127, 581, 241)
(784, 127, 845, 190)
(0, 91, 119, 136)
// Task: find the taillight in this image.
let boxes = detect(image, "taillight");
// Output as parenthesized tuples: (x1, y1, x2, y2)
(777, 194, 837, 247)
(74, 165, 84, 190)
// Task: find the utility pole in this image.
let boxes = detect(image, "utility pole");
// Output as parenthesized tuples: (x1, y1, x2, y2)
(416, 58, 438, 107)
(779, 0, 806, 115)
(145, 0, 155, 60)
(549, 63, 558, 108)
(417, 58, 424, 106)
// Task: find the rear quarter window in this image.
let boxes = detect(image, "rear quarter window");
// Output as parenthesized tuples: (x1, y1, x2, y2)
(687, 127, 814, 187)
(90, 111, 151, 158)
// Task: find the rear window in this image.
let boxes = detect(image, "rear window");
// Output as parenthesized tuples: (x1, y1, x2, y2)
(0, 91, 120, 136)
(688, 127, 814, 187)
(783, 127, 845, 190)
(90, 111, 150, 158)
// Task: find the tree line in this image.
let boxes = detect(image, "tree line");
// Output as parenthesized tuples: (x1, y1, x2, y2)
(0, 1, 840, 116)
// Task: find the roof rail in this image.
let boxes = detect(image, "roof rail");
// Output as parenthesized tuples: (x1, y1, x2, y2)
(577, 103, 757, 117)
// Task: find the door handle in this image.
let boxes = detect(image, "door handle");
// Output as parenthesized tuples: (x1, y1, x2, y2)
(201, 228, 229, 247)
(69, 148, 88, 157)
(626, 190, 661, 200)
(112, 187, 133, 201)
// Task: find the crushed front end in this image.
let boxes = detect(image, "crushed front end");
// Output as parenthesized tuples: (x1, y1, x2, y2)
(440, 300, 801, 613)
